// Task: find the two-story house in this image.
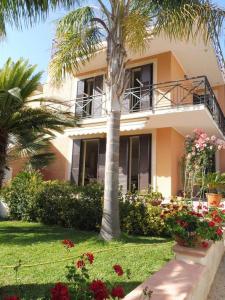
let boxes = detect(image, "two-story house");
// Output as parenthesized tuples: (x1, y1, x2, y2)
(13, 33, 225, 197)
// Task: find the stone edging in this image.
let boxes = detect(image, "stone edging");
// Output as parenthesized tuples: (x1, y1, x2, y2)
(123, 235, 225, 300)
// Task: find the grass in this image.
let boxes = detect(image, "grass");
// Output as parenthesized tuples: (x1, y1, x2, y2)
(0, 221, 174, 299)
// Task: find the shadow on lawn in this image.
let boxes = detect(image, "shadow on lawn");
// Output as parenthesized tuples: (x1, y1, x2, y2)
(0, 222, 172, 246)
(1, 281, 142, 300)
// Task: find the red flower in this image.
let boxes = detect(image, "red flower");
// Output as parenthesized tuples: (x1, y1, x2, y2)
(111, 286, 125, 299)
(211, 210, 218, 218)
(76, 259, 85, 269)
(222, 210, 225, 214)
(51, 282, 70, 300)
(201, 241, 209, 248)
(196, 213, 203, 218)
(85, 252, 94, 264)
(89, 280, 109, 300)
(216, 228, 223, 236)
(208, 221, 215, 227)
(62, 240, 74, 248)
(4, 297, 20, 300)
(213, 215, 223, 224)
(113, 264, 124, 276)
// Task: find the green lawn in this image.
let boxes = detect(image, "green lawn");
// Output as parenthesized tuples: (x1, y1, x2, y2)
(0, 221, 173, 299)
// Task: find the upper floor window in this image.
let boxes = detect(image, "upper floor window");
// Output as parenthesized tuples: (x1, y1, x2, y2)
(75, 63, 153, 117)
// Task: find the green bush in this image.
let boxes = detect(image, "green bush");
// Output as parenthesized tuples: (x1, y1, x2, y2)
(2, 170, 44, 221)
(36, 181, 103, 230)
(120, 193, 169, 237)
(2, 171, 168, 236)
(36, 181, 79, 226)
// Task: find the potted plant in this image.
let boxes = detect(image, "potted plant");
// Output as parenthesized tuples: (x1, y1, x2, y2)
(163, 209, 223, 248)
(203, 172, 225, 207)
(144, 186, 163, 206)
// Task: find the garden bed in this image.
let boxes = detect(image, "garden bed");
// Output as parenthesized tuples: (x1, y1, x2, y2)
(0, 221, 173, 300)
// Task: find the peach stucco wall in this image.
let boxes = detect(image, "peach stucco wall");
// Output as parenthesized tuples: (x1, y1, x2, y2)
(9, 134, 72, 182)
(9, 158, 27, 178)
(156, 128, 185, 197)
(41, 134, 72, 181)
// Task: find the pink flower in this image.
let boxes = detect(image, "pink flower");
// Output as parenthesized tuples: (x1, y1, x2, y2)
(4, 297, 20, 300)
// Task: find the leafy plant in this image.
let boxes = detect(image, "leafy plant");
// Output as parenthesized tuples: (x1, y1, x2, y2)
(1, 170, 44, 221)
(164, 209, 224, 247)
(0, 58, 75, 187)
(202, 172, 225, 194)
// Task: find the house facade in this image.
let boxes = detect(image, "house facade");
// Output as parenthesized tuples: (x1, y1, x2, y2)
(12, 34, 225, 197)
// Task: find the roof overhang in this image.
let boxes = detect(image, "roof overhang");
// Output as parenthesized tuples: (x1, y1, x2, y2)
(76, 35, 224, 86)
(65, 105, 224, 139)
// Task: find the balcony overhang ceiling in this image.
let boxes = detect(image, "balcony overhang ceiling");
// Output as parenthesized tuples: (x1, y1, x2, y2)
(65, 118, 148, 138)
(76, 35, 224, 87)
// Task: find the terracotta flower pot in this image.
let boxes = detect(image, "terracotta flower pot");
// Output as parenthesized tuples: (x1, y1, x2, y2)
(206, 193, 222, 207)
(174, 234, 201, 248)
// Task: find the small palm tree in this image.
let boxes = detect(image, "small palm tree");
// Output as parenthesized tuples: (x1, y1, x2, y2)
(50, 0, 225, 240)
(0, 58, 75, 187)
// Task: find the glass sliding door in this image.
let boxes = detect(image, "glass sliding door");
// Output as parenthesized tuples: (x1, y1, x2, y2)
(128, 136, 140, 192)
(80, 139, 99, 185)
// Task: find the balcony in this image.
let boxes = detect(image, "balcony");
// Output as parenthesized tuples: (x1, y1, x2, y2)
(74, 76, 225, 135)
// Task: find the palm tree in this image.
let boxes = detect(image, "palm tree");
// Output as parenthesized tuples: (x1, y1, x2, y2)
(0, 1, 76, 37)
(0, 58, 75, 187)
(49, 0, 225, 240)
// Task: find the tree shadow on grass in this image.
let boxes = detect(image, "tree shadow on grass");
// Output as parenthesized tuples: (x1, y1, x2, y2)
(1, 281, 142, 300)
(0, 222, 172, 247)
(0, 223, 99, 246)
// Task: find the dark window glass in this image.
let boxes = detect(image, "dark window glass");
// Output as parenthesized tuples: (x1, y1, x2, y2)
(83, 79, 94, 116)
(129, 137, 140, 191)
(130, 69, 141, 111)
(81, 140, 99, 185)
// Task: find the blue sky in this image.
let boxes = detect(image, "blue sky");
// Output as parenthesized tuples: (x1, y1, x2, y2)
(0, 1, 225, 82)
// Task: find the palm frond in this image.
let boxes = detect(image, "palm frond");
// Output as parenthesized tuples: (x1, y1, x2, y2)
(0, 0, 78, 37)
(152, 0, 225, 43)
(123, 11, 150, 52)
(49, 6, 103, 85)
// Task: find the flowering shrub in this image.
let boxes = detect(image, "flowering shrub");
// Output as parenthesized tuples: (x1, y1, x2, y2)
(164, 207, 224, 247)
(205, 207, 225, 224)
(3, 239, 133, 300)
(184, 129, 225, 197)
(60, 240, 129, 300)
(51, 282, 70, 300)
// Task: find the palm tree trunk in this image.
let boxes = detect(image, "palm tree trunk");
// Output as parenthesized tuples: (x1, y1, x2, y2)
(100, 4, 128, 240)
(0, 130, 8, 188)
(100, 110, 121, 240)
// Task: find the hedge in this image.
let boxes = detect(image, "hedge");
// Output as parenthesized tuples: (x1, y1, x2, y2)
(2, 171, 169, 236)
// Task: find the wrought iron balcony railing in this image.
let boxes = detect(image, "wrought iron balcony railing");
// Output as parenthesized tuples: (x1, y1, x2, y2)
(74, 76, 225, 135)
